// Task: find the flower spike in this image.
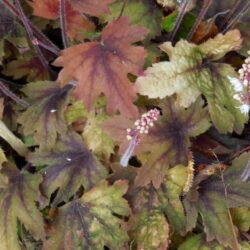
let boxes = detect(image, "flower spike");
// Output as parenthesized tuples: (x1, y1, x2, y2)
(120, 108, 160, 167)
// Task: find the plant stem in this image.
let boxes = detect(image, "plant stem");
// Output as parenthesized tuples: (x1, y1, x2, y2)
(169, 0, 190, 43)
(1, 0, 60, 54)
(14, 0, 49, 70)
(0, 81, 30, 108)
(222, 0, 250, 33)
(59, 0, 69, 48)
(187, 0, 212, 41)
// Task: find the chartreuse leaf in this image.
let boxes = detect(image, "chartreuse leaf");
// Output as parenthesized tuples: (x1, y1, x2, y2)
(65, 100, 88, 124)
(104, 0, 163, 39)
(231, 208, 250, 232)
(82, 111, 114, 157)
(3, 53, 50, 81)
(135, 30, 247, 134)
(0, 164, 45, 250)
(44, 180, 130, 250)
(18, 81, 73, 151)
(179, 234, 250, 250)
(129, 186, 170, 250)
(28, 132, 107, 206)
(130, 209, 169, 250)
(157, 165, 188, 235)
(186, 152, 250, 249)
(134, 97, 210, 188)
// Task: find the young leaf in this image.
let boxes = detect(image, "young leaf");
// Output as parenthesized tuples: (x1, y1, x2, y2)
(18, 81, 73, 151)
(30, 0, 95, 40)
(135, 30, 247, 134)
(3, 54, 50, 81)
(44, 180, 130, 250)
(28, 132, 107, 205)
(0, 165, 45, 250)
(186, 152, 250, 248)
(135, 97, 210, 188)
(53, 17, 148, 118)
(104, 0, 163, 39)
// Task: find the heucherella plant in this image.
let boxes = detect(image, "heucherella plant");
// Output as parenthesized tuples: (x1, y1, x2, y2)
(120, 108, 160, 167)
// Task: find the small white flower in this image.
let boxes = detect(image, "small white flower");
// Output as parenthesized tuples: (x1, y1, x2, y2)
(66, 157, 72, 162)
(50, 109, 57, 113)
(228, 76, 243, 92)
(239, 104, 250, 114)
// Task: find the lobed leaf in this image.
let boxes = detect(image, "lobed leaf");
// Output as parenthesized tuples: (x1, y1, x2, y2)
(104, 0, 163, 39)
(28, 132, 107, 205)
(44, 180, 130, 250)
(54, 17, 148, 118)
(18, 81, 73, 151)
(135, 30, 247, 133)
(0, 165, 45, 250)
(30, 0, 95, 40)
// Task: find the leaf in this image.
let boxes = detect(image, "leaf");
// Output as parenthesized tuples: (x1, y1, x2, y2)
(178, 234, 227, 250)
(231, 208, 250, 232)
(134, 97, 210, 188)
(135, 30, 247, 134)
(157, 165, 188, 235)
(82, 112, 114, 157)
(156, 0, 196, 11)
(129, 185, 170, 250)
(3, 54, 50, 81)
(65, 100, 88, 124)
(28, 132, 107, 205)
(53, 17, 148, 118)
(44, 180, 130, 250)
(18, 81, 72, 151)
(187, 152, 250, 248)
(104, 0, 163, 39)
(71, 0, 115, 17)
(129, 209, 169, 250)
(30, 0, 95, 40)
(0, 165, 45, 250)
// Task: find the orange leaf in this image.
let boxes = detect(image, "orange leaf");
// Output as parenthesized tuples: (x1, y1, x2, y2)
(30, 0, 95, 40)
(54, 17, 148, 118)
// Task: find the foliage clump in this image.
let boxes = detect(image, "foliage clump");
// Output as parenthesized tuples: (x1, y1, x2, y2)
(0, 0, 250, 249)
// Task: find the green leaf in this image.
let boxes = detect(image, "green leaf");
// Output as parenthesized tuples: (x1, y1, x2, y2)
(44, 180, 130, 250)
(135, 30, 247, 134)
(231, 208, 250, 232)
(157, 165, 188, 235)
(187, 152, 250, 249)
(0, 165, 45, 250)
(129, 209, 169, 250)
(65, 100, 88, 124)
(18, 81, 73, 151)
(104, 0, 163, 39)
(3, 54, 50, 81)
(179, 234, 227, 250)
(82, 112, 114, 157)
(28, 132, 107, 206)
